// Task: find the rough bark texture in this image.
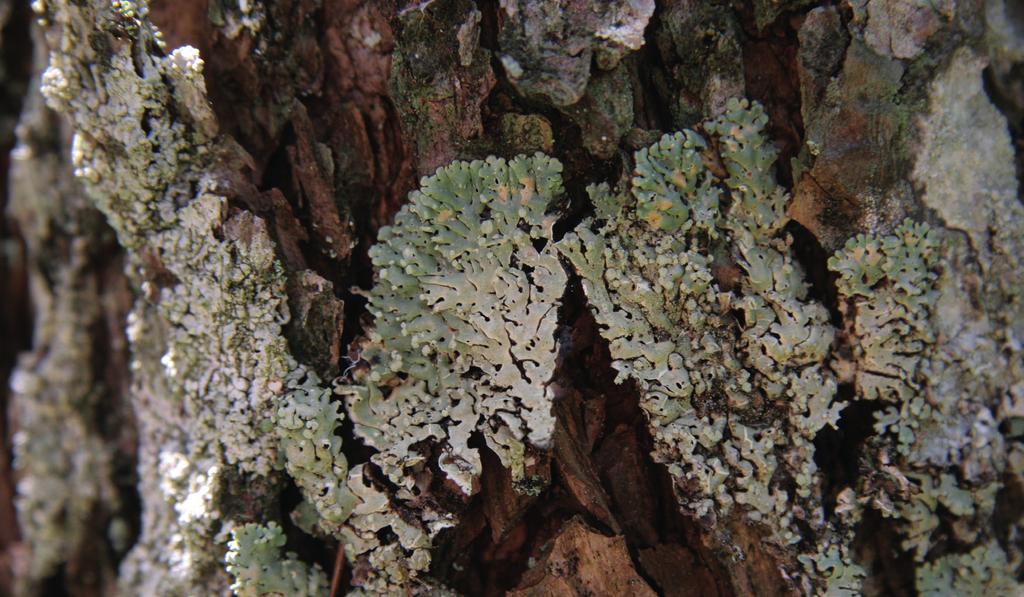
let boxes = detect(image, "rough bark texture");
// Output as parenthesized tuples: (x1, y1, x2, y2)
(0, 0, 1022, 596)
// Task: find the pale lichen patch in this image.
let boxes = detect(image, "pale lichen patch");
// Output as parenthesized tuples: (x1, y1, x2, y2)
(557, 99, 846, 588)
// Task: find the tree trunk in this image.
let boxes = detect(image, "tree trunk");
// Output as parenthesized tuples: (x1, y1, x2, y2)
(0, 0, 1022, 596)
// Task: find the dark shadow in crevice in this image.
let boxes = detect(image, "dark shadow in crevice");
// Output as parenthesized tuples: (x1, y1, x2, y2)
(993, 468, 1024, 569)
(786, 219, 841, 326)
(0, 0, 53, 591)
(812, 393, 883, 514)
(634, 1, 678, 133)
(851, 508, 917, 597)
(982, 63, 1024, 202)
(279, 477, 345, 588)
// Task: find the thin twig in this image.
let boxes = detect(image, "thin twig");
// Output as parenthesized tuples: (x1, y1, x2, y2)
(330, 545, 346, 597)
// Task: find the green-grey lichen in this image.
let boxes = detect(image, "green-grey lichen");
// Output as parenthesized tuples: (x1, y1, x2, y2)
(275, 368, 356, 531)
(797, 542, 865, 597)
(915, 541, 1019, 596)
(272, 464, 439, 596)
(556, 99, 841, 557)
(35, 1, 441, 594)
(36, 1, 351, 593)
(31, 0, 1024, 590)
(829, 219, 939, 454)
(337, 464, 436, 596)
(855, 46, 1024, 595)
(827, 215, 1019, 594)
(797, 487, 866, 597)
(225, 522, 328, 597)
(815, 46, 1024, 596)
(340, 154, 568, 495)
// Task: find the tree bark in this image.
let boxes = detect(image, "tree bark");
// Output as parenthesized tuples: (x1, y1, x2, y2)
(0, 0, 1022, 596)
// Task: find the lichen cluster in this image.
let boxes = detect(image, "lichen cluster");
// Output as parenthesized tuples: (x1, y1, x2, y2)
(276, 369, 356, 530)
(34, 1, 354, 593)
(915, 541, 1019, 596)
(830, 220, 1021, 594)
(340, 155, 568, 494)
(305, 97, 1017, 595)
(24, 0, 1024, 592)
(830, 220, 938, 408)
(557, 99, 839, 549)
(335, 464, 436, 595)
(225, 522, 329, 597)
(899, 47, 1024, 595)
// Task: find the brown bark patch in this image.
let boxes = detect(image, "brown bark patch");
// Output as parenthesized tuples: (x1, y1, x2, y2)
(509, 517, 657, 597)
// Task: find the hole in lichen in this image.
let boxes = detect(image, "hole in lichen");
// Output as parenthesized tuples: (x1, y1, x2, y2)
(812, 391, 882, 514)
(785, 219, 841, 326)
(376, 526, 400, 545)
(463, 365, 485, 381)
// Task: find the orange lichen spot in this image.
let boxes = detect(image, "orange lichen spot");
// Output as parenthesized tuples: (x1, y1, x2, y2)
(644, 211, 664, 229)
(519, 177, 535, 204)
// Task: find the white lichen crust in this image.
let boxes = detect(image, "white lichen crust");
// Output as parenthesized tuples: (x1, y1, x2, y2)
(341, 154, 568, 494)
(36, 0, 345, 593)
(39, 0, 283, 476)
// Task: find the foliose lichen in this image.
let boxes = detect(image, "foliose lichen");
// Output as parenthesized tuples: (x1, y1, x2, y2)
(31, 0, 1024, 590)
(225, 522, 329, 597)
(275, 368, 356, 531)
(824, 47, 1024, 596)
(915, 541, 1019, 596)
(557, 99, 840, 556)
(336, 464, 437, 596)
(797, 541, 865, 597)
(340, 154, 568, 494)
(829, 219, 939, 454)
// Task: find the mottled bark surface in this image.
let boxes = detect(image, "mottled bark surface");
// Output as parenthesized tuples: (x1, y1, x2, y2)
(0, 0, 1022, 596)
